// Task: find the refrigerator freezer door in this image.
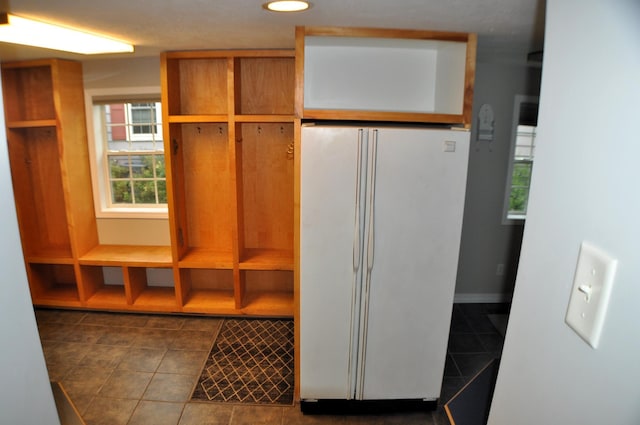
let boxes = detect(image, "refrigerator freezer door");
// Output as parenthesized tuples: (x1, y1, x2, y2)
(359, 128, 470, 400)
(300, 126, 366, 399)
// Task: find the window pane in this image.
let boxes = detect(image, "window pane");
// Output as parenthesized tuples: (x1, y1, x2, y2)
(109, 156, 130, 178)
(156, 180, 167, 203)
(133, 181, 157, 204)
(511, 162, 532, 186)
(155, 156, 166, 178)
(130, 155, 154, 178)
(509, 187, 530, 213)
(111, 181, 132, 203)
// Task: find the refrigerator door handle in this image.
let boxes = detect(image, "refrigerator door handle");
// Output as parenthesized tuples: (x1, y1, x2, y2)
(353, 129, 364, 271)
(356, 128, 379, 399)
(346, 128, 366, 399)
(366, 129, 378, 273)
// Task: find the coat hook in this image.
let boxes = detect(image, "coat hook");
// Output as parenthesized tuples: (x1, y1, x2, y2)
(219, 126, 223, 134)
(286, 141, 294, 160)
(197, 126, 201, 134)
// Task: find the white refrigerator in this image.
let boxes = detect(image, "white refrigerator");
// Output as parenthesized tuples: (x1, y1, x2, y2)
(300, 125, 469, 411)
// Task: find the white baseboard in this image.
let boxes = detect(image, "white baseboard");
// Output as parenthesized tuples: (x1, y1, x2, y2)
(454, 293, 512, 304)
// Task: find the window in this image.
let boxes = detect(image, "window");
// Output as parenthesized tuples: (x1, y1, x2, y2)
(503, 95, 539, 223)
(85, 88, 168, 218)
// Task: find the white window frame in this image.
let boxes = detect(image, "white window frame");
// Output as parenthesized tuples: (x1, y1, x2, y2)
(85, 87, 168, 219)
(502, 95, 538, 225)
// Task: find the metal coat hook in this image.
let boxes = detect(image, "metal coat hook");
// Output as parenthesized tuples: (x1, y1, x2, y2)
(286, 141, 294, 160)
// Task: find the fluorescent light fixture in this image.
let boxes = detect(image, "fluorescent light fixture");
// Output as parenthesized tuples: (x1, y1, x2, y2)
(264, 1, 310, 12)
(0, 13, 134, 54)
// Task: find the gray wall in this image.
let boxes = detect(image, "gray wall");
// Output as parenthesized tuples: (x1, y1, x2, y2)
(489, 0, 640, 423)
(0, 75, 61, 425)
(455, 58, 541, 301)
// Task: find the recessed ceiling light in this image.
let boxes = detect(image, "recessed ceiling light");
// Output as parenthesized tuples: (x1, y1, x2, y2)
(264, 1, 310, 12)
(0, 13, 134, 54)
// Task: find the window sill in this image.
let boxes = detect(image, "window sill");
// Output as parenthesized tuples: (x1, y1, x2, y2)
(96, 207, 168, 220)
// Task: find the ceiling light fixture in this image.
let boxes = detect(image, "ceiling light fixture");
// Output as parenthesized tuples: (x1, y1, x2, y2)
(0, 13, 134, 55)
(264, 1, 310, 12)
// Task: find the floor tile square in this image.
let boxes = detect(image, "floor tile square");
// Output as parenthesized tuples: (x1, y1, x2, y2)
(170, 330, 217, 351)
(133, 328, 180, 349)
(35, 309, 87, 324)
(178, 402, 233, 425)
(182, 317, 224, 333)
(64, 365, 113, 389)
(229, 405, 283, 425)
(117, 347, 167, 372)
(82, 396, 139, 425)
(44, 341, 93, 366)
(145, 315, 187, 330)
(78, 344, 129, 369)
(128, 400, 185, 425)
(95, 327, 141, 346)
(447, 332, 486, 353)
(98, 369, 153, 399)
(80, 312, 150, 327)
(37, 322, 76, 341)
(158, 349, 208, 375)
(61, 324, 107, 344)
(282, 405, 347, 424)
(143, 373, 197, 402)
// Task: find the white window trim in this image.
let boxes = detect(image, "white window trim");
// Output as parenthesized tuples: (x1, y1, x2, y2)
(85, 86, 168, 219)
(501, 95, 538, 225)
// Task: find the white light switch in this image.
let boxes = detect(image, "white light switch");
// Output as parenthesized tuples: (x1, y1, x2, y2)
(565, 241, 618, 349)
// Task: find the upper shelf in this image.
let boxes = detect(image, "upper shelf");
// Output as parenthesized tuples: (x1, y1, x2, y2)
(295, 26, 477, 127)
(161, 50, 295, 118)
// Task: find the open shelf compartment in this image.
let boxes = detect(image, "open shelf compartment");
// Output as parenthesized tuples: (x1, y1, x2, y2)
(27, 263, 81, 307)
(179, 268, 236, 314)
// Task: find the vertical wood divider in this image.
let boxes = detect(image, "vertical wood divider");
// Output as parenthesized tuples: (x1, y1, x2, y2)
(228, 57, 245, 309)
(463, 33, 477, 129)
(126, 266, 147, 305)
(293, 117, 302, 400)
(160, 54, 187, 308)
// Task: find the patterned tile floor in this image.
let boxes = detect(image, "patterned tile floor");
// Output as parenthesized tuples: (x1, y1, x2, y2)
(35, 303, 508, 425)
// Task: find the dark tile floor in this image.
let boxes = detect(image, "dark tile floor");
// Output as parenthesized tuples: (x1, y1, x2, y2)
(35, 303, 508, 425)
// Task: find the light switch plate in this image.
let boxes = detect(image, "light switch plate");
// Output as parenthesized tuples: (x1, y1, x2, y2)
(565, 241, 618, 349)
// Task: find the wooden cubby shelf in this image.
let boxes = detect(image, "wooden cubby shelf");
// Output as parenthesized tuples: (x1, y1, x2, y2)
(27, 263, 81, 307)
(162, 49, 296, 317)
(239, 249, 294, 270)
(79, 245, 173, 267)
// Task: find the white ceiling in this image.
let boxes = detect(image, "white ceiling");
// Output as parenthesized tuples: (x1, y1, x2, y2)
(0, 0, 545, 62)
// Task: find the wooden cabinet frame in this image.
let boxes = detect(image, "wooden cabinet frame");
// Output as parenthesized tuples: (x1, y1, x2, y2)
(295, 26, 477, 127)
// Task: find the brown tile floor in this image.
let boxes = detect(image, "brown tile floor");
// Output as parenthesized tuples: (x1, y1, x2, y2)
(36, 304, 507, 425)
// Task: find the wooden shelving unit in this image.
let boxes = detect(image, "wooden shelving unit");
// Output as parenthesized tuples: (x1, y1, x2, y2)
(1, 59, 183, 314)
(2, 59, 97, 308)
(161, 50, 295, 317)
